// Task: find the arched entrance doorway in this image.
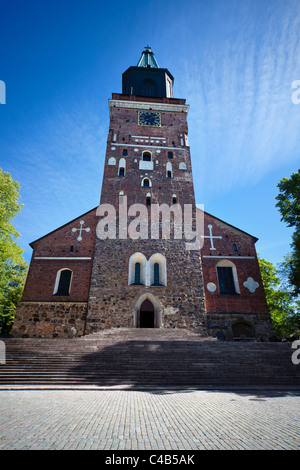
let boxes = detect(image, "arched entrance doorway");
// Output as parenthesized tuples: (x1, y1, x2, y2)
(139, 299, 155, 328)
(133, 292, 162, 328)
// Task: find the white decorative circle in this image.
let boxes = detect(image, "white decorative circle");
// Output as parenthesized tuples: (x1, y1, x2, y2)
(207, 282, 217, 292)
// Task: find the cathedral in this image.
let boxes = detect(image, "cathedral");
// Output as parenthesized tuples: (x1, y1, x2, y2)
(12, 47, 274, 341)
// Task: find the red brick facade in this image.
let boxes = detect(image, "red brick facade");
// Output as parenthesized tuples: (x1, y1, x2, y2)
(22, 208, 97, 302)
(199, 210, 272, 340)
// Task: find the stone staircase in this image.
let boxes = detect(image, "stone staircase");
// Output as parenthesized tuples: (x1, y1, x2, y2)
(0, 329, 299, 388)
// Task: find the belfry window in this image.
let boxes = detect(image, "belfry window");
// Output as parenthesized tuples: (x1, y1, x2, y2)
(143, 178, 150, 187)
(53, 269, 72, 296)
(142, 78, 157, 97)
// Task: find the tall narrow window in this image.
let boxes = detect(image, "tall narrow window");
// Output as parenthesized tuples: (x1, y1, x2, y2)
(134, 262, 141, 285)
(217, 267, 235, 294)
(166, 161, 173, 178)
(118, 158, 126, 176)
(149, 254, 167, 287)
(168, 152, 173, 159)
(53, 269, 72, 296)
(153, 263, 160, 286)
(146, 196, 151, 206)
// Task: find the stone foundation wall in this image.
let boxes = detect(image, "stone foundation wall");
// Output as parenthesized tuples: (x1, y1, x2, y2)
(207, 312, 275, 341)
(12, 302, 88, 338)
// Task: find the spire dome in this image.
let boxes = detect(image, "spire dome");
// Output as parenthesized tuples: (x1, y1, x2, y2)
(122, 47, 174, 98)
(137, 46, 159, 68)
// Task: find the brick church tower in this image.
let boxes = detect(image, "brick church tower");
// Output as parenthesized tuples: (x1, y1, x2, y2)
(13, 48, 274, 341)
(86, 46, 206, 333)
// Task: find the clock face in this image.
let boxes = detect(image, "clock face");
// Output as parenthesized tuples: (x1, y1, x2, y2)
(138, 111, 161, 127)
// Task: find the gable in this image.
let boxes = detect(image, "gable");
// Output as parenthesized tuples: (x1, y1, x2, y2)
(29, 207, 98, 258)
(197, 208, 258, 257)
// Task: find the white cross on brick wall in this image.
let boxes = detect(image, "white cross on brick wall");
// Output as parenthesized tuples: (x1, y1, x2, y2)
(72, 220, 90, 242)
(201, 224, 222, 250)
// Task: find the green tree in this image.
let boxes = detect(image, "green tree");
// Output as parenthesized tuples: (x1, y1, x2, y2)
(275, 169, 300, 296)
(0, 169, 27, 335)
(258, 256, 300, 339)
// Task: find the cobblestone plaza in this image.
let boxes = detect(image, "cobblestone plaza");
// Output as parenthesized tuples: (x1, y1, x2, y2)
(1, 388, 299, 450)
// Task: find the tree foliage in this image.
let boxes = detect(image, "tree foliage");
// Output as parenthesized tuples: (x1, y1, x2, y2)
(275, 169, 300, 296)
(0, 169, 28, 335)
(258, 256, 300, 339)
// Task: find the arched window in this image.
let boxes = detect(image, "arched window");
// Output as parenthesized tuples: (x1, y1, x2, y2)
(53, 269, 73, 296)
(179, 162, 186, 170)
(149, 254, 167, 286)
(142, 151, 152, 162)
(118, 158, 126, 176)
(216, 260, 240, 294)
(141, 177, 152, 187)
(139, 151, 153, 170)
(129, 253, 147, 286)
(166, 161, 173, 178)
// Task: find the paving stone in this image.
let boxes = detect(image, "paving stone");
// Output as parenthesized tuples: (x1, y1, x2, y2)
(0, 389, 300, 450)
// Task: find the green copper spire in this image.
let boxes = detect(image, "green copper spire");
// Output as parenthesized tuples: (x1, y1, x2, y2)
(137, 46, 159, 68)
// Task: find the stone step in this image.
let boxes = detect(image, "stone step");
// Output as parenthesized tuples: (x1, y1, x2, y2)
(1, 329, 299, 387)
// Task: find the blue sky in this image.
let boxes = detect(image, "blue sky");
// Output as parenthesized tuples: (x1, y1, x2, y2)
(0, 0, 299, 268)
